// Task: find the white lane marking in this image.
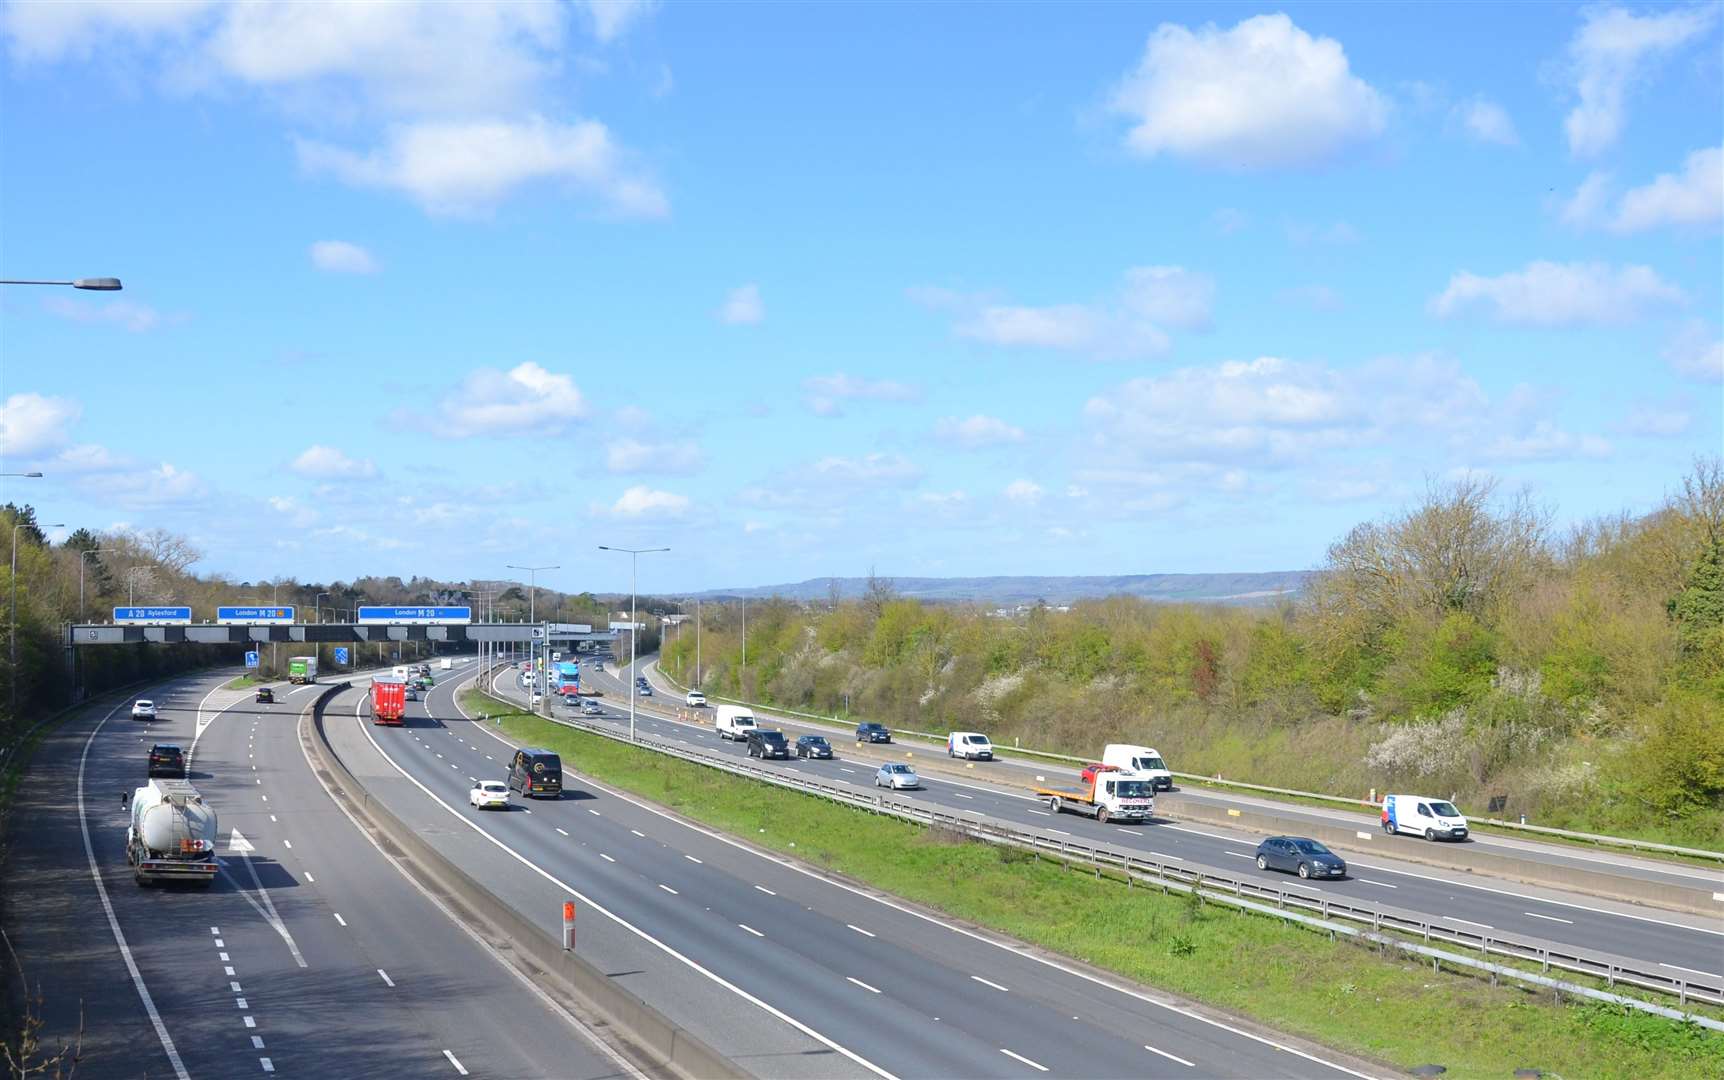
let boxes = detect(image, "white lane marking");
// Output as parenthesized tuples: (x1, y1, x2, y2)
(1662, 962, 1721, 977)
(1224, 851, 1252, 859)
(1443, 916, 1492, 930)
(282, 840, 292, 849)
(333, 913, 348, 927)
(224, 966, 236, 976)
(953, 793, 973, 799)
(1115, 828, 1136, 834)
(243, 1015, 255, 1027)
(999, 1048, 1047, 1072)
(739, 924, 764, 937)
(599, 853, 616, 863)
(630, 829, 646, 837)
(378, 969, 395, 987)
(847, 977, 882, 994)
(443, 1049, 469, 1075)
(211, 927, 220, 935)
(838, 768, 856, 774)
(1357, 879, 1397, 888)
(433, 693, 898, 1079)
(1026, 809, 1050, 816)
(77, 691, 193, 1080)
(230, 981, 243, 992)
(252, 1036, 265, 1049)
(1046, 829, 1072, 836)
(305, 873, 314, 883)
(847, 924, 876, 937)
(260, 1057, 275, 1073)
(269, 815, 277, 822)
(1144, 1044, 1196, 1068)
(236, 998, 248, 1009)
(684, 854, 703, 864)
(219, 952, 229, 961)
(658, 884, 679, 895)
(588, 809, 601, 816)
(556, 827, 569, 837)
(754, 885, 776, 895)
(1524, 911, 1574, 924)
(970, 975, 1010, 992)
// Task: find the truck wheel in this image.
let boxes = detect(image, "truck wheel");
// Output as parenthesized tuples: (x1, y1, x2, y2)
(1047, 797, 1061, 814)
(1097, 807, 1109, 824)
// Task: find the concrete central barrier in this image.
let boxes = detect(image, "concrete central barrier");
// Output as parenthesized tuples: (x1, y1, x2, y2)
(300, 681, 747, 1080)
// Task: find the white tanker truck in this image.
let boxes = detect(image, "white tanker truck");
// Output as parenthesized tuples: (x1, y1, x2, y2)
(125, 779, 218, 886)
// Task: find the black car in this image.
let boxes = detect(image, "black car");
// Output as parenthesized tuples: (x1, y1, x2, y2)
(745, 729, 790, 760)
(255, 687, 274, 704)
(855, 722, 892, 744)
(1254, 836, 1347, 880)
(795, 735, 834, 759)
(147, 743, 186, 779)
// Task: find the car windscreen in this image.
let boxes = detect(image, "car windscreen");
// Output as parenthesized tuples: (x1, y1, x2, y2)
(1134, 756, 1166, 771)
(1429, 801, 1460, 817)
(1292, 840, 1331, 855)
(762, 732, 785, 744)
(804, 737, 827, 745)
(1114, 780, 1151, 798)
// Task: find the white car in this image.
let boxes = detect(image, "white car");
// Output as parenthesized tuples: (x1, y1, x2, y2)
(875, 763, 921, 790)
(131, 699, 157, 721)
(469, 780, 509, 810)
(530, 693, 543, 706)
(685, 690, 707, 707)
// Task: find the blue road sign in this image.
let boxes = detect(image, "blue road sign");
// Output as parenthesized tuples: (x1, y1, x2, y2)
(245, 651, 260, 668)
(217, 606, 296, 624)
(113, 606, 193, 625)
(356, 606, 473, 625)
(334, 647, 350, 665)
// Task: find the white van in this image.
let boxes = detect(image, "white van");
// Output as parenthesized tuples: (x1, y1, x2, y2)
(714, 705, 758, 741)
(1101, 745, 1174, 791)
(392, 665, 410, 680)
(947, 732, 994, 760)
(439, 658, 453, 670)
(1382, 794, 1469, 841)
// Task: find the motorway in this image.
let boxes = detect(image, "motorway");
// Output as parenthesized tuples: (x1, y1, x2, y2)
(494, 654, 1724, 985)
(5, 664, 636, 1079)
(334, 654, 1389, 1079)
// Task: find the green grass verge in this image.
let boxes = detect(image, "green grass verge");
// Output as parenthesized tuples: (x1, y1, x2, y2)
(224, 674, 261, 689)
(459, 686, 1721, 1080)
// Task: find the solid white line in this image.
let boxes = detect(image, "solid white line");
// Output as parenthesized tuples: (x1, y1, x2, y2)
(76, 691, 193, 1080)
(376, 695, 897, 1079)
(847, 924, 875, 938)
(443, 1049, 469, 1075)
(378, 969, 395, 987)
(754, 885, 776, 895)
(1524, 911, 1574, 924)
(658, 884, 679, 895)
(739, 924, 764, 937)
(999, 1048, 1048, 1072)
(599, 853, 616, 862)
(333, 913, 348, 927)
(1144, 1044, 1196, 1068)
(847, 977, 881, 994)
(1661, 962, 1720, 977)
(970, 975, 1010, 992)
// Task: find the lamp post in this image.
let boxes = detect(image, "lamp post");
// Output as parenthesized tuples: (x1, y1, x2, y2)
(0, 278, 122, 290)
(315, 592, 328, 623)
(505, 564, 558, 624)
(78, 548, 103, 621)
(598, 545, 668, 742)
(506, 565, 558, 717)
(10, 519, 65, 722)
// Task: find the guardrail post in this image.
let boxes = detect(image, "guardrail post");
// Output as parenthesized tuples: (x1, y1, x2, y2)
(1124, 856, 1131, 888)
(1678, 980, 1687, 1007)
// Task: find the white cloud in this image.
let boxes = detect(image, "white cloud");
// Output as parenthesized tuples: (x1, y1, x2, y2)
(42, 295, 165, 332)
(1004, 479, 1044, 505)
(1480, 422, 1612, 462)
(934, 415, 1026, 448)
(801, 372, 918, 417)
(1277, 284, 1343, 312)
(1612, 146, 1723, 233)
(1564, 5, 1718, 158)
(717, 283, 764, 325)
(579, 0, 654, 44)
(1428, 261, 1684, 326)
(312, 524, 406, 550)
(1213, 207, 1248, 234)
(86, 461, 208, 509)
(920, 266, 1212, 359)
(297, 115, 666, 218)
(1454, 97, 1519, 146)
(1285, 220, 1360, 246)
(1110, 13, 1388, 168)
(1666, 321, 1723, 383)
(267, 495, 319, 527)
(605, 485, 689, 518)
(1556, 171, 1614, 227)
(1617, 398, 1692, 438)
(427, 361, 588, 438)
(0, 392, 80, 456)
(309, 239, 380, 273)
(605, 438, 704, 475)
(810, 453, 922, 486)
(290, 444, 377, 479)
(2, 1, 216, 63)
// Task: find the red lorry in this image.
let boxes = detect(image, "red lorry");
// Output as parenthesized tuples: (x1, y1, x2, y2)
(371, 677, 407, 725)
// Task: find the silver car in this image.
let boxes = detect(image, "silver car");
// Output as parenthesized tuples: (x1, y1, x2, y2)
(874, 763, 921, 790)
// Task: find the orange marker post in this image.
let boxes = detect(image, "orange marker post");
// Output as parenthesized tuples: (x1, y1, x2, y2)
(562, 901, 576, 951)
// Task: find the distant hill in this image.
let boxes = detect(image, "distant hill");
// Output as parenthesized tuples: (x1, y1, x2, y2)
(691, 572, 1314, 606)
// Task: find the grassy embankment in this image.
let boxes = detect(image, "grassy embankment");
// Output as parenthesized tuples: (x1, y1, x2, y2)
(459, 686, 1722, 1080)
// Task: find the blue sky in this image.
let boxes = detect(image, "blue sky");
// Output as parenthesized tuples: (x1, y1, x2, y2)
(1, 1, 1719, 596)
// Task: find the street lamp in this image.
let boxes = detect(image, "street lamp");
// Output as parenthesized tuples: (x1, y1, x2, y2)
(505, 564, 559, 624)
(598, 545, 668, 742)
(78, 548, 103, 621)
(10, 519, 65, 722)
(0, 278, 122, 290)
